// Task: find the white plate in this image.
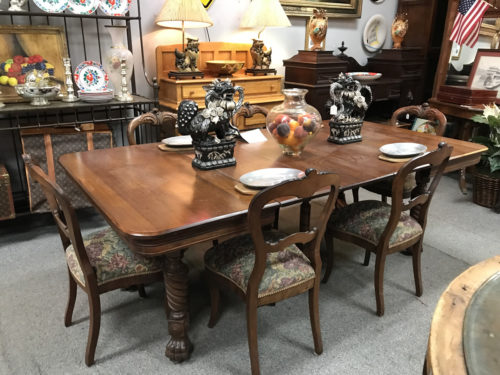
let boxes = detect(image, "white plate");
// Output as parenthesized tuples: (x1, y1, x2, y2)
(99, 0, 131, 16)
(346, 72, 382, 81)
(239, 168, 304, 189)
(363, 14, 387, 52)
(161, 135, 192, 147)
(67, 0, 99, 14)
(74, 61, 109, 92)
(379, 143, 427, 158)
(33, 0, 68, 13)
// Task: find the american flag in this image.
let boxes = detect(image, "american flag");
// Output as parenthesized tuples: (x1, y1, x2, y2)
(449, 0, 490, 47)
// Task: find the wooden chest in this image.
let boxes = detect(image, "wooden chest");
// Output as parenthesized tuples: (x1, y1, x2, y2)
(437, 85, 498, 105)
(0, 164, 15, 221)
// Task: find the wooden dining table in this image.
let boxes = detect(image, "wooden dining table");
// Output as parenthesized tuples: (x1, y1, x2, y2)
(59, 121, 486, 363)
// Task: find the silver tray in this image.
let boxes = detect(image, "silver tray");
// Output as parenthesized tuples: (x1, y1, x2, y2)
(161, 135, 192, 147)
(379, 142, 427, 158)
(239, 168, 304, 189)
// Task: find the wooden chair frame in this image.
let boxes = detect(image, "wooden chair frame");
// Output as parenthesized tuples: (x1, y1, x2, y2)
(206, 169, 341, 375)
(23, 154, 162, 366)
(127, 108, 177, 145)
(323, 143, 452, 316)
(231, 102, 268, 127)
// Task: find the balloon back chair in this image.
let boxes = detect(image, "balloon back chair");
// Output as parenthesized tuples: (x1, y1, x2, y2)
(23, 154, 163, 366)
(204, 169, 341, 375)
(322, 143, 452, 316)
(352, 102, 447, 202)
(127, 108, 178, 145)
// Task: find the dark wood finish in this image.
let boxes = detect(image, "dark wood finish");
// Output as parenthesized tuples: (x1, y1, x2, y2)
(231, 102, 268, 130)
(59, 121, 486, 362)
(354, 103, 447, 201)
(168, 71, 204, 80)
(22, 155, 163, 366)
(245, 68, 277, 75)
(437, 85, 498, 105)
(283, 50, 349, 119)
(424, 256, 500, 375)
(127, 109, 177, 145)
(205, 170, 341, 375)
(323, 143, 453, 316)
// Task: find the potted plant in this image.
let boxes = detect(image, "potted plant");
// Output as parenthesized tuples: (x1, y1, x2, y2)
(471, 103, 500, 209)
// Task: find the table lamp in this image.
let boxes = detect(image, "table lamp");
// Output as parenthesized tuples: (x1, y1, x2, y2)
(240, 0, 291, 75)
(155, 0, 213, 79)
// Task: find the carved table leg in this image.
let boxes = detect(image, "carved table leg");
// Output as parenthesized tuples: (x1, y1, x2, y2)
(163, 250, 192, 362)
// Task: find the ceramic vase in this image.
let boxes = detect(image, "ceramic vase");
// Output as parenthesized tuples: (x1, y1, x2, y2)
(266, 88, 322, 156)
(104, 25, 133, 97)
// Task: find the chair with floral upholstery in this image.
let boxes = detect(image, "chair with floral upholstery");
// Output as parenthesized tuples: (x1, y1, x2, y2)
(322, 143, 452, 316)
(204, 169, 341, 375)
(23, 154, 163, 366)
(352, 102, 447, 202)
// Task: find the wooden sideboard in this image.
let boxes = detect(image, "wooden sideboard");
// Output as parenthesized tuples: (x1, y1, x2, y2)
(156, 42, 284, 130)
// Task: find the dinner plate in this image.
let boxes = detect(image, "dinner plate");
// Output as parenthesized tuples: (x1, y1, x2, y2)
(239, 168, 304, 189)
(379, 143, 427, 158)
(161, 135, 192, 147)
(33, 0, 68, 13)
(346, 72, 382, 81)
(74, 61, 109, 92)
(99, 0, 131, 16)
(363, 14, 387, 52)
(67, 0, 100, 14)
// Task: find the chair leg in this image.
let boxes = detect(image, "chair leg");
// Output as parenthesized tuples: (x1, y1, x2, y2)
(246, 302, 260, 375)
(207, 278, 220, 328)
(412, 242, 423, 297)
(64, 272, 77, 327)
(374, 254, 386, 317)
(363, 250, 371, 266)
(85, 291, 101, 366)
(381, 195, 387, 203)
(138, 284, 147, 298)
(308, 285, 323, 355)
(321, 232, 334, 284)
(352, 187, 360, 202)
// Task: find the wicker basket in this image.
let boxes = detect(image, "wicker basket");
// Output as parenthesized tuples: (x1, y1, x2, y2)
(472, 171, 500, 208)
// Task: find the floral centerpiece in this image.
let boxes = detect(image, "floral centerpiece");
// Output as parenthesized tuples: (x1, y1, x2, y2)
(471, 103, 500, 209)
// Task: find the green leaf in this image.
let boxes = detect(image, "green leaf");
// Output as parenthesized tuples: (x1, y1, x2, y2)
(472, 136, 492, 148)
(471, 114, 488, 124)
(487, 115, 500, 127)
(489, 154, 500, 173)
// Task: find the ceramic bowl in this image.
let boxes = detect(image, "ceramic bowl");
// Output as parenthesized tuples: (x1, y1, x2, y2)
(205, 60, 245, 76)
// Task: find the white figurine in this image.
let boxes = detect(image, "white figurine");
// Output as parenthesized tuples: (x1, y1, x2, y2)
(9, 0, 27, 11)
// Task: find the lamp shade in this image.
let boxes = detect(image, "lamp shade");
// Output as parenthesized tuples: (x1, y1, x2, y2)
(240, 0, 291, 29)
(155, 0, 214, 29)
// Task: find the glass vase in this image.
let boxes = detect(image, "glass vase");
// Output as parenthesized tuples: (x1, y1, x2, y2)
(104, 25, 133, 97)
(266, 88, 322, 156)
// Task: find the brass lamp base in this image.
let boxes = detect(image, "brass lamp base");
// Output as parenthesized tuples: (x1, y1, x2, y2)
(168, 71, 205, 80)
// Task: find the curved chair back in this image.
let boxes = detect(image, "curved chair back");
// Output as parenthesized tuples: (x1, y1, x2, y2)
(231, 102, 268, 129)
(247, 169, 340, 298)
(23, 154, 97, 290)
(379, 142, 453, 250)
(390, 102, 447, 136)
(127, 109, 177, 145)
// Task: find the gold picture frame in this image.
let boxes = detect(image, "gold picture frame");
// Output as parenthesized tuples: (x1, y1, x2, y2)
(280, 0, 362, 18)
(0, 25, 68, 103)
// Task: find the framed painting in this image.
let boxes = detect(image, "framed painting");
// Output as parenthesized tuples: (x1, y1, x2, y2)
(0, 25, 68, 103)
(468, 49, 500, 102)
(280, 0, 362, 18)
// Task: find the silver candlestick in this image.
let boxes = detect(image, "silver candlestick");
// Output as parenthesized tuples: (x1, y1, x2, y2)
(117, 58, 133, 102)
(62, 58, 79, 102)
(9, 0, 27, 11)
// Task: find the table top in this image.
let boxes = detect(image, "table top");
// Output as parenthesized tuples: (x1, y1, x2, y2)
(59, 121, 486, 255)
(426, 256, 500, 375)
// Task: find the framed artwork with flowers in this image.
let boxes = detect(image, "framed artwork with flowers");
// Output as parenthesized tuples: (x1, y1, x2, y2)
(0, 25, 68, 103)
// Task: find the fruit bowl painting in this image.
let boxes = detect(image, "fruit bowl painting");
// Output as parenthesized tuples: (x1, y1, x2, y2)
(0, 25, 68, 103)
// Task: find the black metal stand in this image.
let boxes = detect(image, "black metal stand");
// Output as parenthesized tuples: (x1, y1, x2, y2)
(168, 71, 205, 80)
(328, 121, 363, 144)
(192, 139, 236, 170)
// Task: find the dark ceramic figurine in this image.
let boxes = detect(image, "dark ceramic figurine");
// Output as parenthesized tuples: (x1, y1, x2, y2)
(328, 73, 372, 144)
(177, 78, 244, 169)
(174, 37, 201, 72)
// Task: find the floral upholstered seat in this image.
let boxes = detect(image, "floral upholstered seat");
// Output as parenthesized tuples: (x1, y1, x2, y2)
(65, 227, 162, 287)
(329, 200, 423, 247)
(204, 230, 315, 298)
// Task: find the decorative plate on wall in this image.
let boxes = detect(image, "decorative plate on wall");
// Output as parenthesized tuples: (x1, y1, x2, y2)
(99, 0, 131, 16)
(68, 0, 100, 14)
(33, 0, 69, 13)
(363, 14, 387, 52)
(74, 61, 109, 92)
